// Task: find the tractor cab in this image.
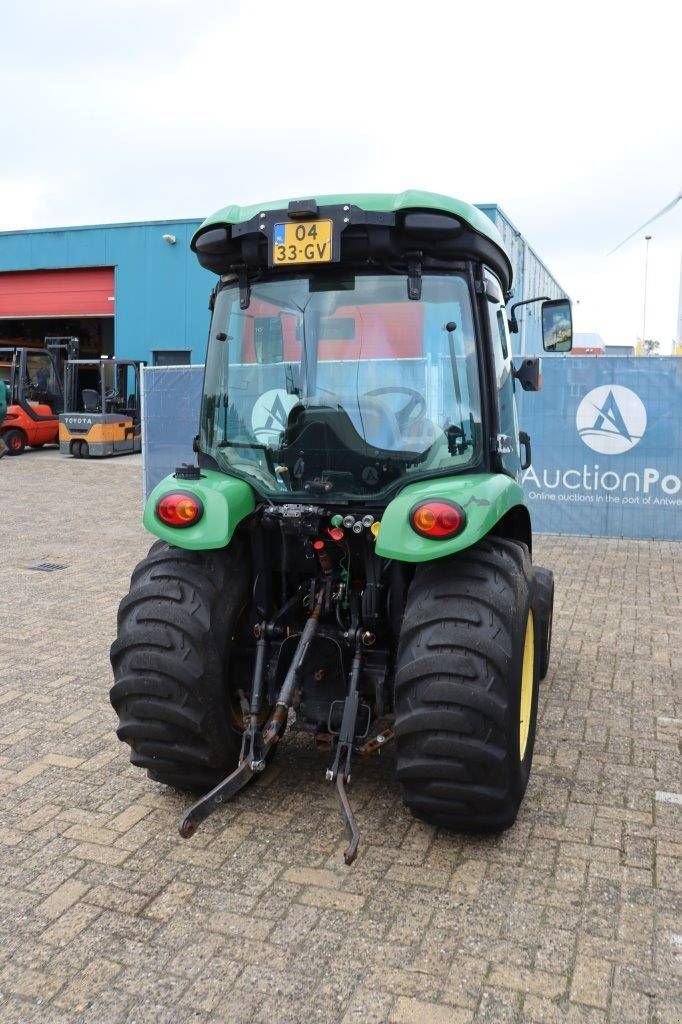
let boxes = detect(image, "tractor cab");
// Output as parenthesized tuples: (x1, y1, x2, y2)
(59, 357, 143, 458)
(0, 346, 65, 455)
(194, 193, 571, 504)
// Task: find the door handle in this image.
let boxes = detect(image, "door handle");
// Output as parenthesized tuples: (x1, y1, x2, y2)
(519, 431, 532, 470)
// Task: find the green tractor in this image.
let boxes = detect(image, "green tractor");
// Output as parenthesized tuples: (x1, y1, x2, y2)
(110, 191, 572, 862)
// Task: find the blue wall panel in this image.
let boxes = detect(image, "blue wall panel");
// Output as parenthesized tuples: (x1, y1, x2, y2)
(0, 233, 33, 267)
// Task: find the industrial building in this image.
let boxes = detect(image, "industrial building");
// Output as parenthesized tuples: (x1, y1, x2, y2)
(0, 205, 567, 365)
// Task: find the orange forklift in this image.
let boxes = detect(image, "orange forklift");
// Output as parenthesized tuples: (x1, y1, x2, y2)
(59, 357, 143, 457)
(0, 341, 76, 455)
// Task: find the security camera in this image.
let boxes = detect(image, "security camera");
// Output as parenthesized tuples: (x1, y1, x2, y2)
(162, 234, 177, 245)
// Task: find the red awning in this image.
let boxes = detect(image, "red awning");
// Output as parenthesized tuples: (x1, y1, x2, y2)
(0, 268, 115, 318)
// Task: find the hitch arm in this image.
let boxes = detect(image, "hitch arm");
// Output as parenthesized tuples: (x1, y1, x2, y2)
(326, 634, 364, 865)
(179, 591, 324, 840)
(263, 590, 325, 743)
(179, 758, 259, 838)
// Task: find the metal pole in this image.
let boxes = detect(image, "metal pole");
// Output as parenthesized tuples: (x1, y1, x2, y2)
(642, 235, 652, 350)
(677, 251, 682, 350)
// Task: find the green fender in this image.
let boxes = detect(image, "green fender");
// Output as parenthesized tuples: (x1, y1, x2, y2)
(374, 474, 527, 563)
(143, 470, 255, 550)
(144, 469, 525, 561)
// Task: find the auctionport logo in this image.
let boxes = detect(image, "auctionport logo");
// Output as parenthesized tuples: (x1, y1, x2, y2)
(576, 385, 647, 455)
(523, 380, 681, 508)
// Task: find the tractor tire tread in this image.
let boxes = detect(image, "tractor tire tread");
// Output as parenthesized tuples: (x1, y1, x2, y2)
(110, 539, 249, 792)
(532, 566, 554, 680)
(395, 537, 536, 832)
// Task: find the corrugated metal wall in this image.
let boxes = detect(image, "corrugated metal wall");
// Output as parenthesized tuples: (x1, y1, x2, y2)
(477, 205, 568, 356)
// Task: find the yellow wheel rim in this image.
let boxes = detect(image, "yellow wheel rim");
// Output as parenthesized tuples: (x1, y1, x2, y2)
(519, 611, 535, 761)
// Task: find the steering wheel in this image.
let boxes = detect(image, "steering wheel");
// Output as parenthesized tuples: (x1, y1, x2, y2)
(364, 386, 426, 432)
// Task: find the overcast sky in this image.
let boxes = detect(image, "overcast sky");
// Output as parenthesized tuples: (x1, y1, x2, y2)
(2, 0, 680, 350)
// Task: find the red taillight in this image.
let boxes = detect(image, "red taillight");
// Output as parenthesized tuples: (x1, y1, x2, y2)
(156, 491, 203, 528)
(410, 500, 466, 540)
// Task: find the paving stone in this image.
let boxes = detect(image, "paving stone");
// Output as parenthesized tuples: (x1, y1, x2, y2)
(53, 958, 122, 1012)
(299, 886, 366, 914)
(390, 996, 471, 1023)
(569, 954, 613, 1008)
(37, 878, 91, 920)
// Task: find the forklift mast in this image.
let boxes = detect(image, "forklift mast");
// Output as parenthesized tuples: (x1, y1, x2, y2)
(46, 337, 80, 410)
(46, 337, 80, 361)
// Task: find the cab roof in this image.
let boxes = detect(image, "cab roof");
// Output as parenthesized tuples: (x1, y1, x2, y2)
(194, 190, 513, 289)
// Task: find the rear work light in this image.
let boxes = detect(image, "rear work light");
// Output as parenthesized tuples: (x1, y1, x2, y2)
(410, 499, 466, 540)
(156, 491, 204, 528)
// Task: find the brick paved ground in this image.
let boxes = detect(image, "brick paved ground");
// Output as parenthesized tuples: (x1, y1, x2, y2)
(0, 448, 680, 1024)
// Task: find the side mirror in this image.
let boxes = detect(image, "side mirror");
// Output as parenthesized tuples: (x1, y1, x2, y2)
(254, 316, 284, 364)
(513, 357, 542, 392)
(541, 299, 572, 352)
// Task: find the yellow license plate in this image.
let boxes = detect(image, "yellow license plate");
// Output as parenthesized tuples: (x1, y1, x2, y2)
(272, 220, 333, 265)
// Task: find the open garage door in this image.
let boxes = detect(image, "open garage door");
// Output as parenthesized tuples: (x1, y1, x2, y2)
(0, 267, 115, 358)
(0, 268, 114, 317)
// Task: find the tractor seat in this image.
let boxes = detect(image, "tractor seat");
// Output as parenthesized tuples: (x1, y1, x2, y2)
(81, 389, 100, 412)
(344, 395, 403, 451)
(281, 398, 402, 457)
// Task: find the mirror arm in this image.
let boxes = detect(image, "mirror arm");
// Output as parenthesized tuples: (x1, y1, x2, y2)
(513, 357, 542, 392)
(508, 295, 550, 334)
(232, 263, 251, 310)
(406, 251, 423, 301)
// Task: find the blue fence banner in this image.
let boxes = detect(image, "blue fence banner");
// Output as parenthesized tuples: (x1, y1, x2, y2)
(518, 357, 682, 540)
(141, 365, 204, 499)
(142, 358, 682, 540)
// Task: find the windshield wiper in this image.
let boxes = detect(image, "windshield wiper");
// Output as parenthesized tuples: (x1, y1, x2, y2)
(285, 363, 299, 397)
(444, 321, 468, 454)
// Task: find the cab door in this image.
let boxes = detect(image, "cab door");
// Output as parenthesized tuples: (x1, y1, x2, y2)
(484, 271, 521, 478)
(24, 350, 63, 443)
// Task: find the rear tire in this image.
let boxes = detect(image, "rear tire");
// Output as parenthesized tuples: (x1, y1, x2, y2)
(532, 567, 554, 680)
(110, 539, 251, 791)
(3, 429, 26, 455)
(394, 537, 539, 832)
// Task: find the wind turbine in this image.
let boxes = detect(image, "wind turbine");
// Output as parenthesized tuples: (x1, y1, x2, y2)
(607, 190, 682, 255)
(607, 190, 682, 351)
